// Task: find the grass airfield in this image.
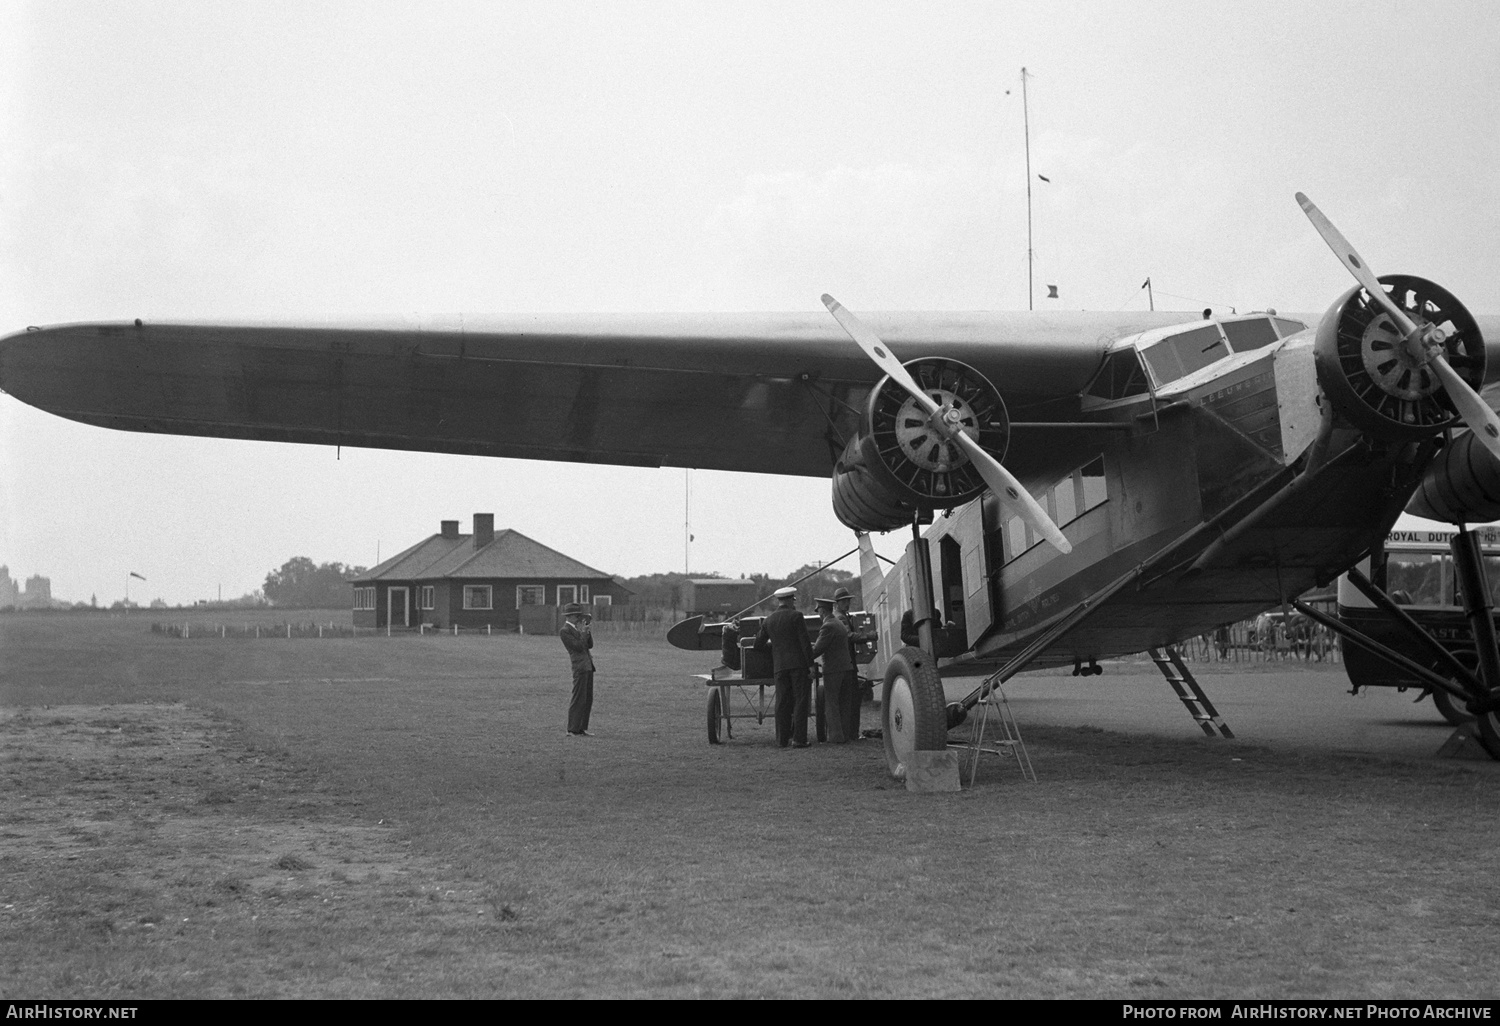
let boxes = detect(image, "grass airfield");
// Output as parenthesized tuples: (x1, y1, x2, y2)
(2, 612, 1498, 999)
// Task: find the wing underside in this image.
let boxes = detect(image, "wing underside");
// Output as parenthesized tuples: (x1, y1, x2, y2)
(0, 311, 1189, 479)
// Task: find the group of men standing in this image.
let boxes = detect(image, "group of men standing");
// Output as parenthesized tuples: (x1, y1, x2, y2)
(559, 586, 870, 746)
(752, 584, 869, 748)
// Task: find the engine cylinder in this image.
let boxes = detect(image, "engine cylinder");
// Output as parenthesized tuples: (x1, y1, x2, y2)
(1314, 274, 1484, 440)
(1406, 431, 1500, 524)
(831, 357, 1009, 532)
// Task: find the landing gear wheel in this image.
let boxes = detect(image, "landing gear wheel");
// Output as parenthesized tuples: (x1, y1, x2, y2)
(1431, 687, 1474, 727)
(706, 688, 723, 745)
(814, 683, 827, 743)
(880, 646, 949, 781)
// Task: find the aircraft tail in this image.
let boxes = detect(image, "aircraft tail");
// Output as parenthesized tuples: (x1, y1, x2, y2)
(857, 532, 884, 601)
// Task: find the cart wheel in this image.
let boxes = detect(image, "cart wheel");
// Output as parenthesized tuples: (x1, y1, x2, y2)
(814, 683, 827, 742)
(707, 688, 723, 745)
(881, 647, 948, 780)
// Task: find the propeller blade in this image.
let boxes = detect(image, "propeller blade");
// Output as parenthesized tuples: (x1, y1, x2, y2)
(1295, 192, 1419, 336)
(821, 293, 1072, 554)
(821, 294, 939, 416)
(1429, 355, 1500, 465)
(950, 431, 1071, 554)
(1296, 192, 1500, 466)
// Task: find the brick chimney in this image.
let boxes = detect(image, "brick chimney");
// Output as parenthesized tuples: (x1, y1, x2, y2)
(440, 520, 460, 540)
(473, 513, 495, 549)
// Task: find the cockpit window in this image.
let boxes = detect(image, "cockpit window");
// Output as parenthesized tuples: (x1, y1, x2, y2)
(1141, 324, 1228, 384)
(1221, 317, 1279, 350)
(1273, 317, 1308, 338)
(1084, 348, 1151, 401)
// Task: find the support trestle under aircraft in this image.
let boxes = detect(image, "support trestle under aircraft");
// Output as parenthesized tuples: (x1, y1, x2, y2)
(5, 194, 1500, 779)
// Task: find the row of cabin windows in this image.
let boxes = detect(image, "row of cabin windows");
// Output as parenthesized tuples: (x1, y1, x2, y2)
(1001, 456, 1108, 564)
(1086, 315, 1308, 402)
(356, 584, 608, 610)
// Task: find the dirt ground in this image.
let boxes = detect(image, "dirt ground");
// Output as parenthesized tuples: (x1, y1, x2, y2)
(3, 614, 1499, 999)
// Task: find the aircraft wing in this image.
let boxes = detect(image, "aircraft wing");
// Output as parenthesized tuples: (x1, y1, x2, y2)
(0, 311, 1192, 478)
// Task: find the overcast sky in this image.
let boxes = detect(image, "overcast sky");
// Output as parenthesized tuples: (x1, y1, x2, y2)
(3, 1, 1499, 606)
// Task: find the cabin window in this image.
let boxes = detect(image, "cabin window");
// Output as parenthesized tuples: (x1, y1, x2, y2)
(353, 587, 375, 610)
(580, 585, 590, 603)
(515, 585, 544, 607)
(1006, 517, 1027, 561)
(1085, 349, 1151, 401)
(1081, 456, 1108, 510)
(420, 586, 434, 610)
(593, 594, 613, 606)
(1142, 324, 1228, 383)
(1053, 477, 1078, 525)
(557, 585, 578, 606)
(1221, 317, 1279, 351)
(464, 585, 494, 610)
(1274, 317, 1309, 338)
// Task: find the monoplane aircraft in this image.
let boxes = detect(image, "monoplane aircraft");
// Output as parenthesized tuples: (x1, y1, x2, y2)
(5, 195, 1500, 781)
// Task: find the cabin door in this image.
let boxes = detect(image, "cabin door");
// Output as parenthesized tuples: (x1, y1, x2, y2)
(956, 502, 994, 649)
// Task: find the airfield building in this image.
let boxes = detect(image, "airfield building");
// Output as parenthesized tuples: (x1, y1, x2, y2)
(682, 578, 760, 619)
(351, 515, 631, 631)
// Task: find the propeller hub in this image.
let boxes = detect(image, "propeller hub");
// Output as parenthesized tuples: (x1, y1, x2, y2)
(895, 390, 981, 474)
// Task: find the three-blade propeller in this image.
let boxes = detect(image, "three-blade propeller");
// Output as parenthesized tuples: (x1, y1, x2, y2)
(1296, 192, 1500, 463)
(821, 294, 1072, 554)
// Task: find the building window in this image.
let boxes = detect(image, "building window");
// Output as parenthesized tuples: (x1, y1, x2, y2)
(516, 585, 545, 608)
(593, 594, 612, 606)
(557, 585, 578, 607)
(420, 586, 434, 610)
(354, 587, 375, 610)
(580, 584, 589, 603)
(463, 585, 493, 610)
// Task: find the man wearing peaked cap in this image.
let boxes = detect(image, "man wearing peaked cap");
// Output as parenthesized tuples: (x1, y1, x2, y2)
(811, 597, 855, 743)
(754, 586, 815, 747)
(833, 586, 873, 739)
(560, 601, 596, 736)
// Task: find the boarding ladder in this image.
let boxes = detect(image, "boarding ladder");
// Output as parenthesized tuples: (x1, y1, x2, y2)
(957, 678, 1037, 787)
(1149, 645, 1234, 738)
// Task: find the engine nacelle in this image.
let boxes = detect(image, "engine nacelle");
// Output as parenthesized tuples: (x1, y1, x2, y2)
(1406, 430, 1500, 524)
(1314, 274, 1484, 440)
(831, 357, 1009, 532)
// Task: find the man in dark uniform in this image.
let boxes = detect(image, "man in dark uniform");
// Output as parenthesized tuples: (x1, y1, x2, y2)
(811, 597, 855, 743)
(560, 602, 596, 736)
(833, 586, 873, 739)
(754, 586, 814, 748)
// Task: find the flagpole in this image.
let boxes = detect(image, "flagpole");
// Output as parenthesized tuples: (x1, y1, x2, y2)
(684, 469, 691, 574)
(1022, 66, 1033, 312)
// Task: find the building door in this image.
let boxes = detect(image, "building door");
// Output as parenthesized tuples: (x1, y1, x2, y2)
(388, 587, 410, 628)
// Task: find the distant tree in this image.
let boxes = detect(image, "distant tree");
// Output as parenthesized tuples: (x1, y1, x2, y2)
(263, 558, 367, 608)
(776, 563, 859, 609)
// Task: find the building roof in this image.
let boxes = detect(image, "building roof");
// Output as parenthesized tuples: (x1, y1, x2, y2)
(353, 528, 621, 585)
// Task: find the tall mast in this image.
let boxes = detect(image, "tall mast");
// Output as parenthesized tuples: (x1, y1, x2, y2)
(1022, 66, 1033, 312)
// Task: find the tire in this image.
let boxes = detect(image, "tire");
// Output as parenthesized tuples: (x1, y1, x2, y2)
(815, 683, 827, 743)
(1426, 650, 1478, 727)
(707, 688, 723, 745)
(1475, 703, 1500, 760)
(1431, 686, 1474, 727)
(880, 646, 949, 780)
